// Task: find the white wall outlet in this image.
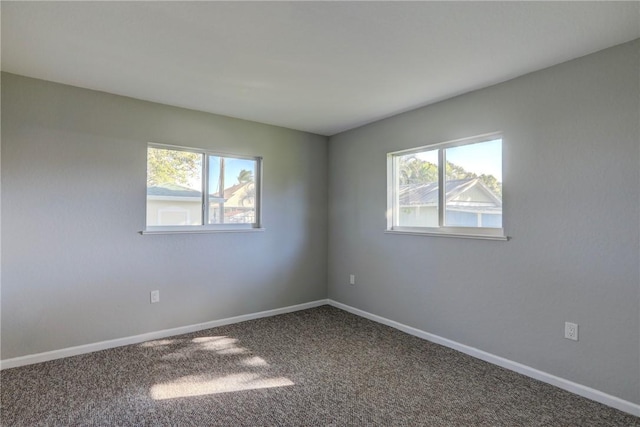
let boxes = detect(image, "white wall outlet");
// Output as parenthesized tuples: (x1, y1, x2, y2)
(564, 322, 578, 341)
(349, 274, 355, 285)
(150, 290, 160, 304)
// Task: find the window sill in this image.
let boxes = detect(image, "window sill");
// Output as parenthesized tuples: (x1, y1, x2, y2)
(385, 229, 508, 241)
(141, 228, 265, 235)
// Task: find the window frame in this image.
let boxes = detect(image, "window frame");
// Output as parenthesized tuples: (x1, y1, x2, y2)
(386, 133, 506, 240)
(143, 143, 263, 234)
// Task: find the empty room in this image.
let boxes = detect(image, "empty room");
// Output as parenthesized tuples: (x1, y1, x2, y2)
(1, 1, 639, 425)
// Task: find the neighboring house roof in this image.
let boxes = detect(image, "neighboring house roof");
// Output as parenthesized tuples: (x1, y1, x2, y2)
(148, 182, 254, 207)
(399, 178, 502, 208)
(224, 182, 255, 208)
(223, 182, 245, 199)
(147, 183, 202, 198)
(399, 181, 438, 206)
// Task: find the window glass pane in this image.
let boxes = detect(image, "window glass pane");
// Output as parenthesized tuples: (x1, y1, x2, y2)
(146, 147, 203, 226)
(444, 138, 502, 228)
(208, 156, 257, 224)
(397, 149, 439, 227)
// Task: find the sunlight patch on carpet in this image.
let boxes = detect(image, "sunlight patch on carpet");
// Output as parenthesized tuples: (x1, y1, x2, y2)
(140, 339, 176, 348)
(150, 373, 294, 399)
(241, 356, 269, 367)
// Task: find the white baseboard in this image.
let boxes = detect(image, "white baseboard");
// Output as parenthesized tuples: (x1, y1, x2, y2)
(327, 299, 640, 417)
(0, 299, 329, 370)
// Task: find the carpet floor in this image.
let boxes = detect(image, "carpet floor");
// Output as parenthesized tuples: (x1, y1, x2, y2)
(1, 305, 639, 426)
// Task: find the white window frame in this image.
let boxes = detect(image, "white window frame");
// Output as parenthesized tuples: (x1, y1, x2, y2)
(386, 133, 507, 240)
(143, 143, 263, 234)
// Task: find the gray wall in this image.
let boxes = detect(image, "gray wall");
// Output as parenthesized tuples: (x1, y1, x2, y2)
(1, 73, 328, 360)
(328, 40, 640, 404)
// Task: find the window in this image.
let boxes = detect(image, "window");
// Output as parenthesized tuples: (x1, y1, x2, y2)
(145, 144, 262, 233)
(387, 133, 505, 239)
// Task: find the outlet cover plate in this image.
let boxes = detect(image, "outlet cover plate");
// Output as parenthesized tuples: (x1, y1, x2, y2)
(564, 322, 578, 341)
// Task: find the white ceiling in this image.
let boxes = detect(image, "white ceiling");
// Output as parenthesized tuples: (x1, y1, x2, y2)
(2, 2, 639, 136)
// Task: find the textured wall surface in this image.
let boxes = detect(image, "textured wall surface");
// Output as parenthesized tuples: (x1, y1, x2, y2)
(327, 40, 640, 403)
(1, 73, 328, 359)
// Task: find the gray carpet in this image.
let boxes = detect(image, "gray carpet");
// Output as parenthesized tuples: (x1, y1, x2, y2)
(1, 305, 639, 426)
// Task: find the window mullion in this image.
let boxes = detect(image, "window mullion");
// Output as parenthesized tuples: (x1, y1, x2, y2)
(438, 148, 445, 227)
(202, 153, 209, 225)
(392, 156, 399, 227)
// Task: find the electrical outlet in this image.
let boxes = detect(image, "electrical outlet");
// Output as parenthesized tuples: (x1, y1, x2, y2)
(150, 290, 160, 304)
(564, 322, 578, 341)
(349, 274, 355, 285)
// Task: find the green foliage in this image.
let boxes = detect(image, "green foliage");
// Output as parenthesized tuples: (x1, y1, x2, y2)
(147, 148, 202, 187)
(237, 169, 254, 184)
(398, 155, 502, 197)
(445, 161, 471, 180)
(398, 155, 438, 184)
(478, 174, 502, 198)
